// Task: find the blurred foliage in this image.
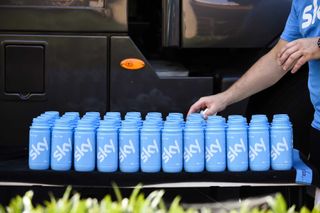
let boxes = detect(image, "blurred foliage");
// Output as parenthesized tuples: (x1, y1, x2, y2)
(2, 184, 320, 213)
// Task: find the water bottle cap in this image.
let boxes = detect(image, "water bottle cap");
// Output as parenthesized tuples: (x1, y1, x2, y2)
(146, 112, 162, 118)
(250, 114, 269, 126)
(207, 116, 226, 126)
(53, 118, 72, 127)
(44, 111, 60, 117)
(168, 112, 184, 119)
(187, 113, 203, 119)
(63, 111, 80, 116)
(32, 117, 50, 126)
(142, 120, 159, 128)
(105, 112, 121, 118)
(121, 120, 139, 128)
(227, 115, 244, 120)
(163, 120, 181, 128)
(185, 120, 203, 128)
(273, 114, 289, 119)
(125, 112, 141, 117)
(100, 119, 117, 126)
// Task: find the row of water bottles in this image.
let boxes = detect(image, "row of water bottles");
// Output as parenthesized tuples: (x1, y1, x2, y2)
(29, 111, 293, 173)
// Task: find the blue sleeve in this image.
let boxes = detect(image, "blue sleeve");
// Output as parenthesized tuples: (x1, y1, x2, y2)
(280, 0, 302, 42)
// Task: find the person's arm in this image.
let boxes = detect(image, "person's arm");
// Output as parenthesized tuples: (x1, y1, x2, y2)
(188, 39, 289, 117)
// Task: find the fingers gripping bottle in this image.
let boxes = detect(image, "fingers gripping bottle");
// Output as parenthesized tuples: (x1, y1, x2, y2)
(270, 114, 293, 170)
(162, 120, 183, 173)
(184, 120, 204, 172)
(74, 119, 96, 172)
(51, 119, 73, 171)
(29, 117, 51, 170)
(119, 120, 140, 172)
(97, 120, 118, 172)
(205, 116, 226, 172)
(249, 115, 270, 171)
(140, 120, 161, 173)
(227, 116, 249, 172)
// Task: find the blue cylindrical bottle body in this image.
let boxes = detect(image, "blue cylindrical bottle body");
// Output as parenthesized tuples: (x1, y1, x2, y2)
(119, 122, 140, 172)
(248, 125, 270, 171)
(140, 123, 161, 173)
(74, 125, 96, 172)
(271, 122, 293, 170)
(97, 125, 118, 172)
(205, 120, 226, 172)
(162, 122, 183, 173)
(29, 121, 51, 170)
(184, 122, 204, 172)
(227, 121, 248, 172)
(51, 123, 73, 171)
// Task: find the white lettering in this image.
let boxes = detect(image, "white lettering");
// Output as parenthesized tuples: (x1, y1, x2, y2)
(271, 137, 289, 160)
(119, 140, 135, 163)
(206, 139, 222, 162)
(227, 139, 246, 163)
(141, 140, 159, 163)
(302, 2, 319, 29)
(30, 137, 49, 161)
(162, 140, 180, 164)
(98, 139, 116, 163)
(53, 138, 72, 162)
(249, 138, 267, 162)
(184, 139, 201, 162)
(75, 138, 93, 162)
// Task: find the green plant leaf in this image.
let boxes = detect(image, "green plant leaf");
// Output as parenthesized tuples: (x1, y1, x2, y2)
(312, 205, 320, 213)
(112, 182, 123, 203)
(300, 206, 311, 213)
(129, 183, 143, 210)
(7, 195, 23, 213)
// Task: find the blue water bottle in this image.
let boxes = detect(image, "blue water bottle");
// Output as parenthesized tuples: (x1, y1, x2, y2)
(97, 120, 118, 172)
(205, 116, 226, 172)
(270, 114, 293, 170)
(74, 119, 96, 172)
(119, 120, 140, 172)
(248, 115, 270, 171)
(162, 120, 183, 173)
(184, 120, 204, 172)
(51, 119, 73, 171)
(227, 116, 248, 172)
(140, 120, 161, 172)
(29, 117, 51, 170)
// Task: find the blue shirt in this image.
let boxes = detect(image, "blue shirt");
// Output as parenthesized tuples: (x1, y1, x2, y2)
(281, 0, 320, 130)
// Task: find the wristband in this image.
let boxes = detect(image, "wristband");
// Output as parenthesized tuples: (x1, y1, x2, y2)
(318, 37, 320, 48)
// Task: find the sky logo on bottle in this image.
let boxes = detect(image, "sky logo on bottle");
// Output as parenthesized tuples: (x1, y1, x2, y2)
(184, 139, 201, 162)
(227, 139, 246, 162)
(53, 138, 72, 162)
(249, 138, 266, 161)
(206, 139, 222, 162)
(75, 138, 93, 162)
(163, 140, 180, 164)
(141, 139, 159, 163)
(30, 137, 49, 161)
(271, 137, 289, 160)
(98, 139, 116, 163)
(119, 140, 135, 163)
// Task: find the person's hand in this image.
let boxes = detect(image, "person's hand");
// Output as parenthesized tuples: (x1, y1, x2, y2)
(187, 93, 229, 118)
(278, 37, 320, 73)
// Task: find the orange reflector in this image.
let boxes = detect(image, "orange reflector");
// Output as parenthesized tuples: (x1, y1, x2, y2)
(120, 58, 145, 70)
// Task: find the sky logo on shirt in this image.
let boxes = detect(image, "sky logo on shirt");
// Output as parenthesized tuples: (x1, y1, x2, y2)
(302, 0, 320, 29)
